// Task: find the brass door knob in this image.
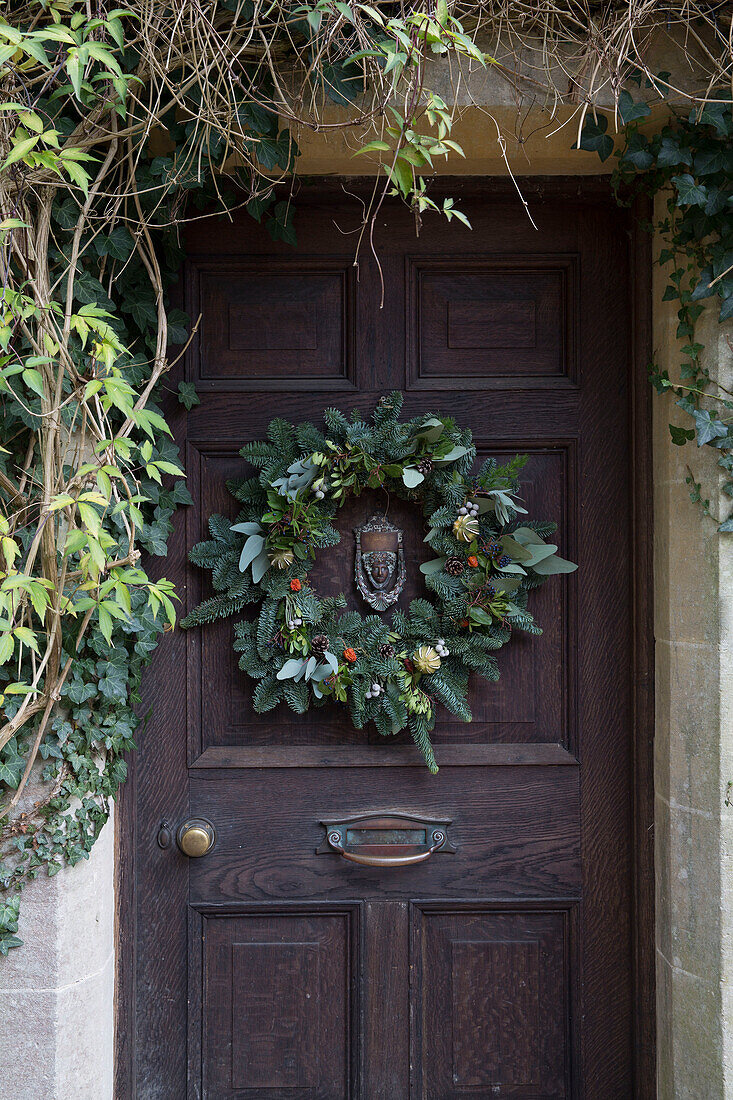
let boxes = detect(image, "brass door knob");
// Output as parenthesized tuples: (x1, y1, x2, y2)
(176, 818, 216, 857)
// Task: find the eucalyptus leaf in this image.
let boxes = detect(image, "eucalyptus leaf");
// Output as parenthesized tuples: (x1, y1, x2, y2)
(499, 535, 532, 562)
(419, 556, 447, 575)
(323, 651, 339, 675)
(231, 521, 262, 536)
(532, 554, 578, 575)
(522, 543, 558, 567)
(434, 444, 469, 464)
(414, 416, 445, 444)
(239, 533, 265, 572)
(402, 466, 425, 488)
(277, 658, 307, 680)
(491, 576, 522, 594)
(511, 526, 546, 545)
(251, 549, 271, 584)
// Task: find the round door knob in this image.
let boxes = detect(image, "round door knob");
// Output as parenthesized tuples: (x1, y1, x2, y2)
(176, 818, 216, 858)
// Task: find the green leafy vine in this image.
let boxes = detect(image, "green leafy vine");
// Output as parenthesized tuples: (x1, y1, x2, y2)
(579, 81, 733, 529)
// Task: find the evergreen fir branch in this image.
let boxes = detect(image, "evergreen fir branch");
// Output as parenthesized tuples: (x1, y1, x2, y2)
(383, 685, 408, 730)
(372, 390, 403, 428)
(253, 675, 285, 713)
(409, 714, 438, 774)
(208, 513, 238, 544)
(313, 524, 341, 548)
(429, 673, 472, 722)
(427, 504, 456, 528)
(239, 440, 280, 467)
(284, 680, 309, 713)
(373, 707, 394, 738)
(256, 598, 280, 658)
(323, 406, 351, 438)
(180, 594, 249, 628)
(296, 422, 327, 453)
(188, 539, 221, 569)
(266, 418, 296, 456)
(212, 551, 244, 592)
(226, 476, 268, 508)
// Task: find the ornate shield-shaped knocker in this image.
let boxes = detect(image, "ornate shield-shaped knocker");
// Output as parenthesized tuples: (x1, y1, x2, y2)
(354, 514, 406, 611)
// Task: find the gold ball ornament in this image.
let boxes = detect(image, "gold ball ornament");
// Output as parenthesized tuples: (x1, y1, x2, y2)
(414, 645, 441, 674)
(452, 515, 479, 542)
(269, 548, 295, 569)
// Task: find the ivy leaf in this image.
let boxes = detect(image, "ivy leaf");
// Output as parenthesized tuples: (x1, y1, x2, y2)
(694, 148, 733, 176)
(575, 114, 614, 161)
(22, 368, 45, 397)
(699, 102, 732, 137)
(671, 174, 708, 206)
(691, 408, 728, 446)
(177, 381, 200, 410)
(656, 136, 692, 168)
(618, 90, 650, 123)
(0, 756, 23, 788)
(621, 131, 654, 170)
(669, 424, 695, 445)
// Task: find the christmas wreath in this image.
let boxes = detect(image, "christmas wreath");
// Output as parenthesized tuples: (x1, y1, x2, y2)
(182, 393, 576, 772)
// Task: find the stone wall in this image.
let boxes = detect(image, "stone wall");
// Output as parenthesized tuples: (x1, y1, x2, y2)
(0, 812, 115, 1099)
(653, 219, 733, 1097)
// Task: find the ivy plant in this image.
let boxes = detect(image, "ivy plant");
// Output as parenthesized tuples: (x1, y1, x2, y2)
(579, 82, 733, 529)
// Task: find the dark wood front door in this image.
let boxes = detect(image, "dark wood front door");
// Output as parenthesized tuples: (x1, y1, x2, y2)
(120, 180, 653, 1099)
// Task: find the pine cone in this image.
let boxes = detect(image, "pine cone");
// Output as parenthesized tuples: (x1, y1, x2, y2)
(416, 458, 433, 476)
(445, 556, 465, 576)
(311, 633, 330, 655)
(378, 642, 396, 659)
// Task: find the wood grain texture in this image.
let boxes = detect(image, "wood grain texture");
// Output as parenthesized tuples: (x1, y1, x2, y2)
(202, 909, 356, 1098)
(413, 903, 571, 1097)
(119, 178, 655, 1099)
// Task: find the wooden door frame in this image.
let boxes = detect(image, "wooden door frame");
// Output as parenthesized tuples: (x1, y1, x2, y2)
(113, 177, 656, 1098)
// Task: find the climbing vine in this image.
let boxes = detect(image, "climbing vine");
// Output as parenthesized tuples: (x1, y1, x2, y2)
(579, 82, 733, 529)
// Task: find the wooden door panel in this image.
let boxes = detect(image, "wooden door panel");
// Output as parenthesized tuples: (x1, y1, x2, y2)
(191, 260, 357, 391)
(188, 768, 580, 904)
(127, 183, 651, 1099)
(202, 908, 357, 1097)
(406, 256, 577, 386)
(413, 905, 571, 1097)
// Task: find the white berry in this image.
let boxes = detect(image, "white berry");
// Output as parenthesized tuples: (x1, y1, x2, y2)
(458, 506, 467, 515)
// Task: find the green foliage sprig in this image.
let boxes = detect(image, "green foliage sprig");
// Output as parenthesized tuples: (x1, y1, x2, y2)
(579, 83, 733, 530)
(183, 394, 576, 774)
(0, 0, 198, 955)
